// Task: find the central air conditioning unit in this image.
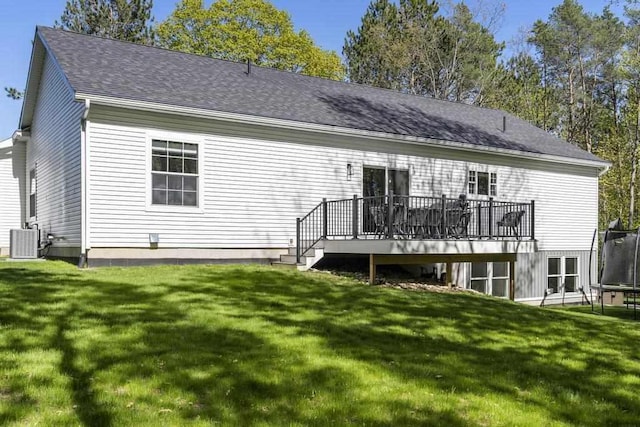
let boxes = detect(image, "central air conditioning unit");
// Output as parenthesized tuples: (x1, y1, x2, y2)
(10, 229, 39, 259)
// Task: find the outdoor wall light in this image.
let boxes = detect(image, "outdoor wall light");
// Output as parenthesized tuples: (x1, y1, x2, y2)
(347, 163, 353, 181)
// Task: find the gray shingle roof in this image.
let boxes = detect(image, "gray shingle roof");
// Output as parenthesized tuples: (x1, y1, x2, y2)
(37, 26, 604, 164)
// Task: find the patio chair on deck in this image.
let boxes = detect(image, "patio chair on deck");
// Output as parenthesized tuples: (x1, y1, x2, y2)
(392, 204, 408, 237)
(407, 208, 428, 238)
(446, 209, 471, 238)
(369, 205, 387, 238)
(498, 210, 526, 239)
(424, 207, 442, 238)
(445, 194, 470, 238)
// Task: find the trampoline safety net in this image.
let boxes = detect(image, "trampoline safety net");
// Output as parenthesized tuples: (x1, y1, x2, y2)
(600, 228, 640, 287)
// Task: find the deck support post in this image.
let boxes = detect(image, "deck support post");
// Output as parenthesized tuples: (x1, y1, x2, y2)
(509, 259, 516, 301)
(369, 253, 376, 285)
(446, 262, 453, 289)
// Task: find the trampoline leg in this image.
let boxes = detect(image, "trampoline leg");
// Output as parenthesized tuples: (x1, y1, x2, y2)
(601, 290, 605, 315)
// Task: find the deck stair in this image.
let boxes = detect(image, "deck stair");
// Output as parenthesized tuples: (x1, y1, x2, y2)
(271, 246, 324, 270)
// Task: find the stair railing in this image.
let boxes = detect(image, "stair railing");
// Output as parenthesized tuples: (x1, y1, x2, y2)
(296, 201, 324, 264)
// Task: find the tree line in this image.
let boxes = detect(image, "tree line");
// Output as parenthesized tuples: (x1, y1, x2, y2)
(8, 0, 640, 228)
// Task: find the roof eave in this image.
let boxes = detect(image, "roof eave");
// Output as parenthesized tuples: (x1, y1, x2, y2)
(75, 93, 611, 170)
(20, 27, 77, 129)
(18, 29, 45, 129)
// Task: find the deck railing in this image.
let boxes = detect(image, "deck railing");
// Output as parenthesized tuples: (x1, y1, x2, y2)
(296, 194, 535, 263)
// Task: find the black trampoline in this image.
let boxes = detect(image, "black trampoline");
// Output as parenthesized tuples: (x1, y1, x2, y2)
(591, 219, 640, 319)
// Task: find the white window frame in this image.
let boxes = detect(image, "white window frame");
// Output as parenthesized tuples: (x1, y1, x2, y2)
(468, 168, 497, 197)
(29, 167, 37, 220)
(145, 131, 205, 213)
(547, 256, 580, 295)
(469, 262, 510, 298)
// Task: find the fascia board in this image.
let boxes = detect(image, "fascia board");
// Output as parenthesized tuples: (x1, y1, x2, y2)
(76, 93, 611, 171)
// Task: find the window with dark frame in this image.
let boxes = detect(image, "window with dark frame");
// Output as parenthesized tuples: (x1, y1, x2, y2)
(388, 169, 409, 196)
(477, 172, 489, 195)
(151, 140, 198, 207)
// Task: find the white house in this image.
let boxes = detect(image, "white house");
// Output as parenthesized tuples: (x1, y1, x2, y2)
(11, 26, 609, 304)
(0, 138, 25, 255)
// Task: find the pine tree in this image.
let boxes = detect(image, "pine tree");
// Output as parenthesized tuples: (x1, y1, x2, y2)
(343, 0, 502, 104)
(55, 0, 155, 44)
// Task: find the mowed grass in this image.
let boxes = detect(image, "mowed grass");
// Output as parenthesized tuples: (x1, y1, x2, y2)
(0, 261, 639, 426)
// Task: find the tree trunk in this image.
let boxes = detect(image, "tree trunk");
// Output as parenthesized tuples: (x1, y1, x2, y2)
(568, 68, 575, 143)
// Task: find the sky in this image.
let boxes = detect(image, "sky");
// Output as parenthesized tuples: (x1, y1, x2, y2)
(0, 0, 623, 139)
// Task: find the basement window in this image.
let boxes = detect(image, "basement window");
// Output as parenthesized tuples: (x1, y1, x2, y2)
(547, 257, 579, 294)
(151, 140, 198, 207)
(470, 262, 509, 298)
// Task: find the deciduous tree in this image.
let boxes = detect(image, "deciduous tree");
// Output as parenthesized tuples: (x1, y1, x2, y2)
(156, 0, 344, 80)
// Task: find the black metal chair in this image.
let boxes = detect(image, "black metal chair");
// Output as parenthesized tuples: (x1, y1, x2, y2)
(447, 209, 471, 238)
(369, 205, 386, 238)
(497, 210, 526, 239)
(424, 207, 442, 238)
(445, 194, 470, 238)
(392, 204, 408, 237)
(407, 208, 428, 238)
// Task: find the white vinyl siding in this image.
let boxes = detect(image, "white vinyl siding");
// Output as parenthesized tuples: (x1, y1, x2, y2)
(0, 139, 24, 253)
(27, 53, 84, 249)
(86, 105, 599, 252)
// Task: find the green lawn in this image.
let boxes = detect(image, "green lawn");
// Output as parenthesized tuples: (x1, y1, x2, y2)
(0, 261, 639, 426)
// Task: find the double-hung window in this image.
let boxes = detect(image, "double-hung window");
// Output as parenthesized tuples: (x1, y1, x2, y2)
(151, 139, 198, 207)
(470, 262, 509, 298)
(547, 257, 579, 294)
(468, 170, 497, 196)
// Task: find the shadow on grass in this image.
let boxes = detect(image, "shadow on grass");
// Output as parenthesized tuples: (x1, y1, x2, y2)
(0, 263, 639, 425)
(555, 303, 640, 322)
(54, 306, 113, 427)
